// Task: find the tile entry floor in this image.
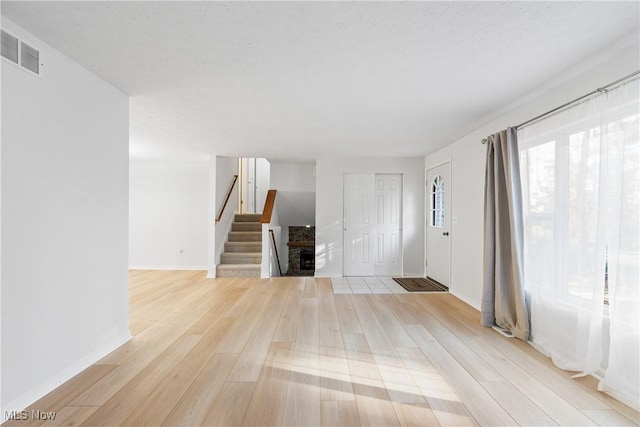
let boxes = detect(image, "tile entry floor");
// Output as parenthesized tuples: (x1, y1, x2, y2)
(330, 276, 415, 294)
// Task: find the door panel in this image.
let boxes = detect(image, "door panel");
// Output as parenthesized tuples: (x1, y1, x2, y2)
(343, 174, 375, 276)
(374, 174, 402, 276)
(344, 173, 402, 277)
(426, 163, 451, 287)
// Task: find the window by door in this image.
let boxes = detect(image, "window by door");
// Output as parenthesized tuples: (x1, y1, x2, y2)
(430, 175, 445, 228)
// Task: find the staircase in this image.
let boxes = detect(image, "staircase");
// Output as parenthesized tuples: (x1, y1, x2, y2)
(216, 214, 262, 277)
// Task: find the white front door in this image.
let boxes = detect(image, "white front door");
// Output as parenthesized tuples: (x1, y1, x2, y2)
(374, 174, 402, 276)
(426, 162, 451, 287)
(344, 174, 375, 276)
(344, 173, 402, 276)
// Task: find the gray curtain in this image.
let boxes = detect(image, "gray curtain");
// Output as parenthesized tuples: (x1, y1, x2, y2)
(481, 127, 530, 340)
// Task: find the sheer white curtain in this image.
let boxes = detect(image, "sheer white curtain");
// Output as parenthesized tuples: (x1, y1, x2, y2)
(519, 76, 639, 410)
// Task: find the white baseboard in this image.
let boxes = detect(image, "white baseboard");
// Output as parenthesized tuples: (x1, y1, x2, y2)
(1, 333, 131, 421)
(128, 265, 208, 271)
(449, 290, 481, 311)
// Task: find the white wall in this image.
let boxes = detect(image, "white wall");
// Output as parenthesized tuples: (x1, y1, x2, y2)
(271, 162, 315, 222)
(129, 160, 209, 269)
(261, 221, 282, 278)
(276, 191, 316, 227)
(280, 226, 290, 273)
(425, 32, 639, 310)
(315, 157, 424, 277)
(270, 161, 316, 191)
(1, 18, 130, 416)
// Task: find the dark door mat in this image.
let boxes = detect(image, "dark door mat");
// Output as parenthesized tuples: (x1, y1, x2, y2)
(393, 277, 448, 292)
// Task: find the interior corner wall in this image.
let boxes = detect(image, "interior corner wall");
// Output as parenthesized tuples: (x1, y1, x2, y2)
(315, 157, 424, 277)
(1, 18, 130, 416)
(425, 32, 640, 310)
(129, 160, 209, 269)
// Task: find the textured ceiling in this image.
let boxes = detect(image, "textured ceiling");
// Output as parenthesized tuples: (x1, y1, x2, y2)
(2, 1, 639, 161)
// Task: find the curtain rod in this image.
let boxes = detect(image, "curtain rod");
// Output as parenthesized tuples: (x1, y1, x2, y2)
(480, 69, 640, 144)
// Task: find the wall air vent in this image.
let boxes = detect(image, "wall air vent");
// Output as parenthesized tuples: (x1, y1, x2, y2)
(1, 29, 41, 76)
(1, 30, 19, 64)
(20, 41, 39, 74)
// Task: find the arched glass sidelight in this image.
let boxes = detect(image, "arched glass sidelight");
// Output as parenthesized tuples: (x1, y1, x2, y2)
(431, 175, 445, 227)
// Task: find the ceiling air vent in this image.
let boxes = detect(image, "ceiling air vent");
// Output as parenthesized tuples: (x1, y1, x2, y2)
(20, 41, 39, 74)
(1, 30, 19, 64)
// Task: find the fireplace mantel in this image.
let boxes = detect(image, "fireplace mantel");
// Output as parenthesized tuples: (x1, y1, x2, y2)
(287, 241, 314, 248)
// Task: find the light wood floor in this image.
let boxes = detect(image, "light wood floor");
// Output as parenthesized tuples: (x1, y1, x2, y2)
(5, 270, 639, 427)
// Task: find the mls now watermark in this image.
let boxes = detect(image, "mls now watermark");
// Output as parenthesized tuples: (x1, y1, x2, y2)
(4, 410, 57, 421)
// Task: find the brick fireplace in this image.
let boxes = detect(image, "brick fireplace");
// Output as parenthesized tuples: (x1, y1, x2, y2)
(287, 226, 315, 276)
